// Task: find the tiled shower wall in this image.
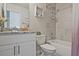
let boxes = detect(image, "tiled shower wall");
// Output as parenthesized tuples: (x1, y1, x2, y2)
(56, 4, 72, 42)
(45, 4, 56, 40)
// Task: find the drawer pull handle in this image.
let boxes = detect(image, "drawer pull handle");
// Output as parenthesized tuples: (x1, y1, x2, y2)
(18, 45, 20, 55)
(14, 46, 15, 56)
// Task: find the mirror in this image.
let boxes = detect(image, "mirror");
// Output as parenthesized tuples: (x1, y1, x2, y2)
(1, 3, 30, 32)
(6, 10, 21, 29)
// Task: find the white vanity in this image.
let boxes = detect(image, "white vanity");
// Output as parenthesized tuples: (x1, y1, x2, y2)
(0, 32, 36, 56)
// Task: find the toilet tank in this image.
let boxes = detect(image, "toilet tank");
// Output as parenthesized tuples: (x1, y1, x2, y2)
(36, 35, 46, 45)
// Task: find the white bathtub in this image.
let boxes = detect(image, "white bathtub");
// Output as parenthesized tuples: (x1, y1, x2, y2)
(47, 39, 71, 56)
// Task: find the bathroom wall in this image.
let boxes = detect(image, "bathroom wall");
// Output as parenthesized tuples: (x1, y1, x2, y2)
(0, 4, 2, 16)
(6, 3, 29, 25)
(56, 3, 72, 42)
(29, 3, 56, 40)
(45, 3, 56, 40)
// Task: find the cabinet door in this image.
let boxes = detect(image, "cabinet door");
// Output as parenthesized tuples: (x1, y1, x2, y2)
(0, 45, 14, 56)
(18, 41, 36, 56)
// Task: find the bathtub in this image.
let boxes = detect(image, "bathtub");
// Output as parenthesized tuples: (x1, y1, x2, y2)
(47, 39, 71, 56)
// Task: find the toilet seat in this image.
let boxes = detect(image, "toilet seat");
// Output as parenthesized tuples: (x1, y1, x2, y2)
(40, 44, 56, 51)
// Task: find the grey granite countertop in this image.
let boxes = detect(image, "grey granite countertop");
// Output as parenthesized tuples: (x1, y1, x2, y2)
(0, 31, 36, 35)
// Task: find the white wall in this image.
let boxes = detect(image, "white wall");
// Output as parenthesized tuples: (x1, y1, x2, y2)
(29, 3, 46, 33)
(0, 3, 2, 16)
(56, 4, 72, 42)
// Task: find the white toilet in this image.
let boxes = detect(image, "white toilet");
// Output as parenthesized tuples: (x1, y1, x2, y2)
(36, 35, 56, 56)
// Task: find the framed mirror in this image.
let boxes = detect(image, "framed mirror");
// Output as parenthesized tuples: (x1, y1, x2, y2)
(6, 10, 21, 29)
(0, 3, 30, 32)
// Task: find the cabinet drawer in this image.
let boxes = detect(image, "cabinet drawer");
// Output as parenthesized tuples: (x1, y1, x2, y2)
(0, 44, 14, 51)
(0, 35, 17, 45)
(0, 33, 36, 45)
(14, 34, 36, 42)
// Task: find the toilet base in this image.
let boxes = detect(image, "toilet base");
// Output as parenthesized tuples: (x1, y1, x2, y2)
(41, 51, 56, 56)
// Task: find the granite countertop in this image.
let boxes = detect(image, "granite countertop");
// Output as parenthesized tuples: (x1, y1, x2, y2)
(0, 31, 36, 34)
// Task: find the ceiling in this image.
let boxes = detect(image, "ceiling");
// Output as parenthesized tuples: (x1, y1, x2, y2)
(9, 3, 72, 10)
(46, 3, 72, 10)
(13, 3, 29, 9)
(46, 3, 56, 9)
(56, 3, 72, 10)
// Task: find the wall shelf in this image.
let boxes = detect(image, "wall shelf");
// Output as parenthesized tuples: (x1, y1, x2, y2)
(34, 5, 43, 17)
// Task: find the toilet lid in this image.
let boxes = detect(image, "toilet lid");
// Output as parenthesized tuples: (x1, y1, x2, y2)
(40, 44, 56, 50)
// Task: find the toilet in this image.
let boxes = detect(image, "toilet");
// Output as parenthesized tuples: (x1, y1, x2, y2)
(36, 35, 56, 56)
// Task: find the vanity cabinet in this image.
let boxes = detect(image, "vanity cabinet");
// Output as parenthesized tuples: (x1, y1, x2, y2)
(0, 32, 36, 56)
(17, 40, 36, 56)
(0, 44, 15, 56)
